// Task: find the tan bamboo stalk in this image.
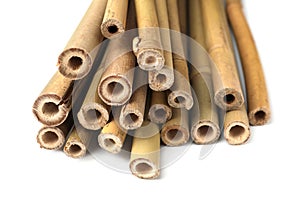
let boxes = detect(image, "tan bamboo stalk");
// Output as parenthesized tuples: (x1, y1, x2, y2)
(167, 0, 193, 110)
(133, 0, 165, 71)
(148, 0, 174, 91)
(77, 67, 110, 130)
(101, 0, 129, 38)
(177, 0, 188, 54)
(161, 108, 189, 146)
(227, 0, 271, 125)
(63, 126, 92, 158)
(130, 121, 160, 179)
(148, 91, 172, 124)
(201, 0, 244, 111)
(37, 114, 74, 150)
(57, 0, 107, 80)
(32, 72, 73, 127)
(224, 105, 251, 145)
(119, 68, 148, 130)
(98, 120, 127, 153)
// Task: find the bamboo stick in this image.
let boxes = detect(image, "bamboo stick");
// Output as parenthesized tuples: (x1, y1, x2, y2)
(148, 0, 174, 91)
(119, 68, 148, 130)
(224, 105, 251, 145)
(133, 0, 165, 71)
(130, 121, 160, 179)
(201, 0, 244, 111)
(161, 108, 189, 146)
(226, 0, 271, 125)
(37, 114, 74, 150)
(178, 0, 187, 35)
(32, 72, 73, 127)
(148, 91, 172, 124)
(57, 0, 107, 80)
(98, 120, 127, 153)
(101, 0, 129, 38)
(167, 0, 193, 110)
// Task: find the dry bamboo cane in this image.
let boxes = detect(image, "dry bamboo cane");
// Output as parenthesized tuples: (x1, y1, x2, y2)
(63, 125, 92, 158)
(101, 0, 129, 38)
(188, 0, 220, 144)
(148, 91, 172, 124)
(77, 66, 110, 130)
(161, 108, 189, 146)
(98, 119, 127, 153)
(133, 0, 165, 71)
(130, 121, 160, 179)
(148, 0, 174, 91)
(119, 68, 148, 130)
(32, 72, 73, 127)
(57, 0, 107, 79)
(167, 0, 193, 110)
(201, 0, 244, 111)
(227, 0, 271, 125)
(37, 114, 74, 150)
(178, 0, 187, 35)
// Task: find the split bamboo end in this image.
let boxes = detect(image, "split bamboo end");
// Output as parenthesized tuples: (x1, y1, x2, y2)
(191, 121, 220, 144)
(37, 127, 66, 150)
(64, 141, 86, 158)
(224, 122, 251, 145)
(130, 158, 160, 179)
(249, 107, 271, 126)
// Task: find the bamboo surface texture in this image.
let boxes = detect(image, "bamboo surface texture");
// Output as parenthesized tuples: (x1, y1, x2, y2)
(148, 91, 172, 124)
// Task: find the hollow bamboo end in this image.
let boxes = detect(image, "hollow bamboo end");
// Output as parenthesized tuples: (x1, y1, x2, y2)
(119, 109, 144, 130)
(215, 88, 244, 111)
(161, 125, 189, 146)
(225, 122, 251, 145)
(249, 107, 271, 126)
(149, 68, 174, 91)
(130, 158, 160, 179)
(64, 141, 86, 158)
(37, 127, 65, 150)
(58, 48, 92, 80)
(77, 104, 109, 130)
(148, 105, 172, 124)
(168, 91, 194, 110)
(137, 49, 165, 71)
(98, 133, 123, 154)
(99, 76, 132, 106)
(33, 94, 68, 127)
(191, 121, 220, 144)
(101, 19, 125, 38)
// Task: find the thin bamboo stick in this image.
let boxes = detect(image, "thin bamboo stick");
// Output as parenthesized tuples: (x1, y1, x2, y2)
(161, 108, 189, 146)
(57, 0, 107, 79)
(133, 0, 165, 71)
(167, 0, 193, 110)
(201, 0, 244, 111)
(101, 0, 129, 38)
(227, 0, 271, 125)
(130, 121, 160, 179)
(148, 91, 172, 124)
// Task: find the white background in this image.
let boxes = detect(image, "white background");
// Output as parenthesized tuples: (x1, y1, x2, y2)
(0, 0, 299, 199)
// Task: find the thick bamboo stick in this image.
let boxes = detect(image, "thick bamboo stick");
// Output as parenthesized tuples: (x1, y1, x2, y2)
(119, 68, 148, 130)
(57, 0, 107, 79)
(227, 0, 271, 125)
(130, 121, 160, 179)
(148, 91, 172, 124)
(37, 114, 74, 150)
(98, 120, 127, 153)
(224, 105, 251, 145)
(178, 0, 187, 35)
(201, 0, 244, 111)
(167, 0, 193, 110)
(161, 108, 189, 146)
(133, 0, 165, 71)
(32, 72, 73, 127)
(101, 0, 129, 38)
(148, 0, 174, 91)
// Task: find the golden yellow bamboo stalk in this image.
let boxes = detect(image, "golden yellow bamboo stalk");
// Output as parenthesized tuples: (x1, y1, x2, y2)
(98, 120, 127, 153)
(227, 0, 271, 125)
(148, 91, 172, 124)
(58, 0, 107, 79)
(167, 0, 193, 110)
(130, 121, 160, 179)
(101, 0, 129, 38)
(133, 0, 165, 71)
(178, 0, 187, 35)
(201, 0, 244, 111)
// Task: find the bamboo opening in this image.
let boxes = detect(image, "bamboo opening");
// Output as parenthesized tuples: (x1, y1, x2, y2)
(254, 110, 267, 123)
(104, 138, 116, 148)
(68, 56, 83, 70)
(166, 129, 183, 143)
(85, 109, 102, 123)
(156, 74, 166, 84)
(42, 131, 59, 145)
(107, 82, 124, 96)
(107, 25, 119, 34)
(174, 96, 186, 104)
(135, 162, 153, 174)
(197, 125, 214, 141)
(42, 102, 59, 117)
(69, 144, 82, 155)
(229, 125, 245, 139)
(224, 94, 235, 104)
(125, 113, 139, 124)
(155, 108, 166, 120)
(145, 56, 157, 65)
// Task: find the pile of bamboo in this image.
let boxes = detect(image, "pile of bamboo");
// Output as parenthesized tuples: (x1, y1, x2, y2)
(33, 0, 270, 179)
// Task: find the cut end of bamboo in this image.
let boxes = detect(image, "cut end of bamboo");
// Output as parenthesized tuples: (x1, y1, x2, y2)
(101, 19, 125, 38)
(98, 133, 123, 154)
(215, 88, 244, 111)
(168, 91, 194, 110)
(191, 122, 220, 144)
(148, 105, 172, 124)
(58, 48, 92, 80)
(99, 76, 132, 106)
(225, 122, 251, 145)
(119, 110, 143, 130)
(64, 141, 86, 158)
(249, 107, 271, 126)
(161, 126, 189, 146)
(149, 68, 174, 91)
(130, 158, 160, 179)
(33, 94, 68, 127)
(37, 127, 65, 150)
(137, 49, 165, 71)
(77, 104, 109, 130)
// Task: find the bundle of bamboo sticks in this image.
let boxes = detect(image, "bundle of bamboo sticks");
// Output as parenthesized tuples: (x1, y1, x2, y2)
(33, 0, 270, 179)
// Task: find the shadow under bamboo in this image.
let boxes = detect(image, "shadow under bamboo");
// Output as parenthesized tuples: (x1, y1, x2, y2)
(57, 0, 107, 79)
(148, 91, 172, 124)
(227, 0, 271, 125)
